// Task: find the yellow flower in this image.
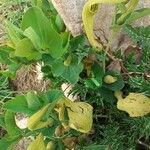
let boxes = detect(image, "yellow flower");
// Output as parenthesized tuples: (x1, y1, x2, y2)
(27, 134, 46, 150)
(115, 91, 150, 117)
(27, 104, 53, 131)
(46, 141, 55, 150)
(104, 75, 117, 84)
(55, 98, 93, 133)
(82, 0, 126, 49)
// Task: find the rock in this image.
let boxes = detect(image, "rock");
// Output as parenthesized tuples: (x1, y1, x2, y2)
(51, 0, 150, 49)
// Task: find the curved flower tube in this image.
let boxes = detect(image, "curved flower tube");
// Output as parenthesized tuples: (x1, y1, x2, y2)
(55, 98, 93, 133)
(27, 104, 53, 131)
(82, 0, 126, 49)
(82, 0, 139, 49)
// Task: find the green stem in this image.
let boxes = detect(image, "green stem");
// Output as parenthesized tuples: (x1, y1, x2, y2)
(117, 0, 138, 25)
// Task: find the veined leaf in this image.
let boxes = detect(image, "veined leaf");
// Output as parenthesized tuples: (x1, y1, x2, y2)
(21, 7, 69, 58)
(15, 38, 41, 60)
(0, 137, 20, 150)
(26, 91, 42, 111)
(0, 115, 6, 129)
(4, 96, 33, 115)
(0, 47, 13, 65)
(6, 21, 23, 47)
(52, 56, 83, 84)
(5, 111, 21, 136)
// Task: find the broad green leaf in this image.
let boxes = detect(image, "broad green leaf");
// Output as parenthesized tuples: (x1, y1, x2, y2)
(51, 59, 65, 76)
(0, 115, 6, 129)
(21, 7, 69, 58)
(6, 21, 23, 46)
(42, 89, 63, 103)
(0, 138, 20, 150)
(0, 139, 11, 150)
(5, 111, 21, 136)
(4, 96, 33, 115)
(55, 14, 65, 32)
(23, 27, 41, 50)
(51, 56, 83, 84)
(42, 54, 55, 64)
(0, 47, 13, 64)
(62, 56, 83, 84)
(15, 38, 41, 60)
(26, 91, 42, 110)
(0, 62, 20, 79)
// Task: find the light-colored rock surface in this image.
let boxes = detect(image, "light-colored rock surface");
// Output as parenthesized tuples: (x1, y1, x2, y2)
(51, 0, 150, 49)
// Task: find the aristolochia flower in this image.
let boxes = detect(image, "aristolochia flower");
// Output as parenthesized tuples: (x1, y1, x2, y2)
(55, 98, 93, 133)
(27, 104, 53, 131)
(115, 91, 150, 117)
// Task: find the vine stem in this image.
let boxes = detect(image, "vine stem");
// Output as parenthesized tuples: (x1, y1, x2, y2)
(102, 29, 119, 73)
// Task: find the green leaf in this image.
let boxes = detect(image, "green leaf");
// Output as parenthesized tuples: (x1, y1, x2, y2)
(82, 144, 110, 150)
(21, 7, 69, 58)
(62, 56, 83, 84)
(70, 35, 86, 50)
(126, 8, 150, 24)
(6, 21, 23, 46)
(26, 91, 42, 111)
(5, 111, 21, 136)
(51, 55, 83, 84)
(40, 90, 63, 110)
(55, 14, 65, 32)
(23, 27, 41, 50)
(0, 63, 21, 78)
(42, 53, 55, 65)
(43, 89, 63, 103)
(0, 47, 13, 64)
(85, 63, 104, 89)
(15, 38, 41, 60)
(0, 136, 20, 150)
(51, 59, 65, 76)
(4, 96, 33, 115)
(0, 115, 6, 129)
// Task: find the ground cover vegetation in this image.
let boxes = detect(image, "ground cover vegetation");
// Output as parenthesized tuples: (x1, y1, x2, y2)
(0, 0, 150, 149)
